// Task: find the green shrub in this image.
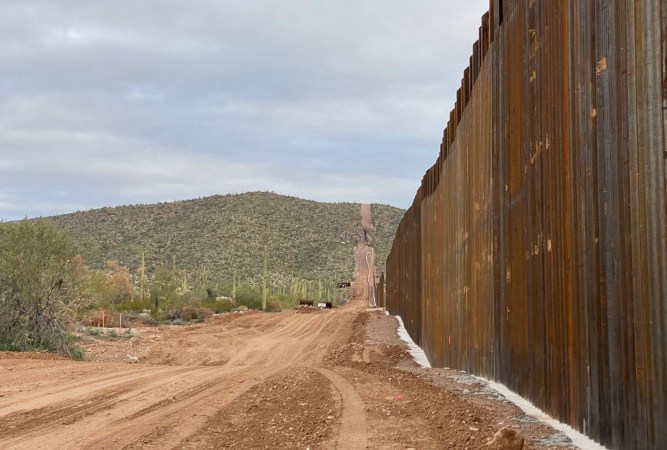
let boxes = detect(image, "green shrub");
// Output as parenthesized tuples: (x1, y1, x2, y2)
(262, 294, 297, 312)
(123, 312, 158, 327)
(116, 299, 148, 313)
(201, 298, 234, 313)
(0, 220, 86, 357)
(236, 283, 262, 310)
(0, 339, 21, 352)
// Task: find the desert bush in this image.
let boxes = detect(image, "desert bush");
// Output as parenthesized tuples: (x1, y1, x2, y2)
(83, 327, 101, 336)
(0, 220, 87, 357)
(201, 297, 234, 313)
(87, 261, 134, 307)
(177, 306, 213, 322)
(179, 290, 205, 304)
(235, 283, 262, 310)
(125, 312, 158, 327)
(0, 339, 21, 352)
(266, 293, 296, 312)
(116, 298, 149, 313)
(149, 265, 182, 318)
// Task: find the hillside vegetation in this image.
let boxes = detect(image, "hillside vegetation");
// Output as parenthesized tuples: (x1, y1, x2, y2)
(47, 192, 403, 288)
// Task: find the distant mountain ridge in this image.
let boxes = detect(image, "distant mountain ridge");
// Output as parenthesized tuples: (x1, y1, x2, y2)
(46, 192, 403, 286)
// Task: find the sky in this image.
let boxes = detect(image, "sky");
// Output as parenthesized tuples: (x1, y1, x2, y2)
(1, 0, 489, 220)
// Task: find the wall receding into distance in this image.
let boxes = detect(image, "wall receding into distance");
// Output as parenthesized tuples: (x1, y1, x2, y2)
(385, 1, 667, 448)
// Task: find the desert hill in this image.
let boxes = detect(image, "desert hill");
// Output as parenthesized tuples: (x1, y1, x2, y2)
(47, 192, 403, 286)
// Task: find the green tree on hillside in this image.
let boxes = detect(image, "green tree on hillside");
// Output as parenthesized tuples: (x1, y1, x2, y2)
(150, 265, 181, 317)
(0, 220, 86, 357)
(88, 261, 133, 307)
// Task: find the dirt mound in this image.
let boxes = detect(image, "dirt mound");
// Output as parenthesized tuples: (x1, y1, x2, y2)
(184, 367, 337, 449)
(0, 351, 66, 361)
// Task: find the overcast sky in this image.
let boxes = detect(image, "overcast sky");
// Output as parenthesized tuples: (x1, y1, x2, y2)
(1, 0, 488, 220)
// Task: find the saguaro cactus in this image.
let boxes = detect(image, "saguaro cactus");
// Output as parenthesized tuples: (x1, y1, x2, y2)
(262, 246, 268, 311)
(140, 252, 146, 304)
(232, 270, 237, 306)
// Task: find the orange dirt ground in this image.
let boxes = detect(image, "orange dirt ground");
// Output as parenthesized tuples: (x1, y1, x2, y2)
(0, 220, 578, 449)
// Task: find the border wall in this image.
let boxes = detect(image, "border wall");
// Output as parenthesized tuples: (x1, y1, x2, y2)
(385, 1, 667, 448)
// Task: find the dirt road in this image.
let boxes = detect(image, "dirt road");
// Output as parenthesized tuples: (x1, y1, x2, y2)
(356, 203, 376, 307)
(0, 206, 577, 449)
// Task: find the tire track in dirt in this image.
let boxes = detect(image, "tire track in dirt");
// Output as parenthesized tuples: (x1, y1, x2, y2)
(100, 313, 342, 448)
(179, 367, 339, 450)
(0, 366, 218, 449)
(0, 364, 176, 415)
(126, 312, 347, 449)
(3, 363, 265, 450)
(83, 369, 255, 449)
(3, 310, 348, 450)
(224, 311, 340, 370)
(316, 367, 368, 450)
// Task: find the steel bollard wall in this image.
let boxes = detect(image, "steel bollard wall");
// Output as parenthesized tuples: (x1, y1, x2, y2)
(386, 1, 667, 448)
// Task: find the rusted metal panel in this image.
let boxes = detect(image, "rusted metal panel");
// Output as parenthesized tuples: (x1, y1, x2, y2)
(376, 272, 385, 308)
(386, 191, 422, 346)
(385, 1, 667, 448)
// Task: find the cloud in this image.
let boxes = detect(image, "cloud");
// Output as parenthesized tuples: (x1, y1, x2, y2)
(0, 0, 489, 220)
